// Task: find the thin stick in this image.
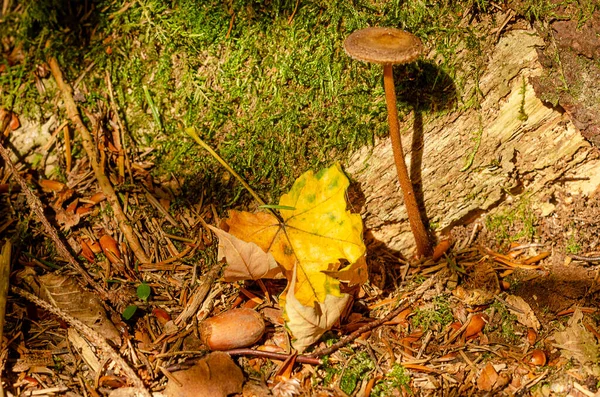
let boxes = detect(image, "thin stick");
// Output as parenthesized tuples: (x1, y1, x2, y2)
(569, 254, 600, 262)
(0, 142, 102, 292)
(63, 124, 72, 174)
(174, 265, 220, 326)
(105, 70, 133, 184)
(288, 0, 300, 24)
(11, 286, 150, 396)
(226, 348, 321, 365)
(48, 57, 150, 264)
(0, 241, 10, 345)
(185, 127, 266, 206)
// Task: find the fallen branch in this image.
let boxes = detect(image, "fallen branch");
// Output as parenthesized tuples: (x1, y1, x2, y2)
(11, 286, 150, 396)
(48, 57, 150, 264)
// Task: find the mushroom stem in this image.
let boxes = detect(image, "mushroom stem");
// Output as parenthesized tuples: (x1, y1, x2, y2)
(382, 64, 431, 257)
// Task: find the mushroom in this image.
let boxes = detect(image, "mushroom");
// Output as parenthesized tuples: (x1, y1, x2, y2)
(344, 27, 431, 257)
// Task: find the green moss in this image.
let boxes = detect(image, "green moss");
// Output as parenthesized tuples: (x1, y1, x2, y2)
(411, 295, 454, 331)
(565, 234, 582, 255)
(339, 352, 375, 395)
(320, 351, 374, 394)
(489, 301, 520, 343)
(485, 199, 538, 248)
(371, 364, 412, 396)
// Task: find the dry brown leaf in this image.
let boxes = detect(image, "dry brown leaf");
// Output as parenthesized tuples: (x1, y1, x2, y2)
(465, 314, 489, 338)
(39, 179, 65, 192)
(88, 191, 106, 204)
(432, 237, 452, 261)
(9, 112, 20, 130)
(17, 269, 121, 346)
(208, 225, 282, 281)
(88, 238, 102, 254)
(55, 208, 81, 230)
(163, 351, 244, 397)
(100, 234, 122, 264)
(53, 188, 75, 208)
(79, 238, 96, 263)
(553, 309, 599, 365)
(262, 307, 285, 326)
(75, 205, 93, 216)
(505, 294, 540, 331)
(152, 308, 171, 326)
(477, 362, 499, 391)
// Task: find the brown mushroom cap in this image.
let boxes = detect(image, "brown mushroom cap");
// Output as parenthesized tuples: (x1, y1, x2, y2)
(344, 27, 423, 65)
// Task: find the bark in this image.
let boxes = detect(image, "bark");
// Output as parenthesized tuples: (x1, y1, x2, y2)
(347, 30, 600, 256)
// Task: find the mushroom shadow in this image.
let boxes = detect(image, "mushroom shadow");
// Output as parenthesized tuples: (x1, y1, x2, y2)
(347, 180, 410, 287)
(393, 61, 458, 235)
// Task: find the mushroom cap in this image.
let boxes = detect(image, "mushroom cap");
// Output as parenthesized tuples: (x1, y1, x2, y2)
(344, 27, 423, 65)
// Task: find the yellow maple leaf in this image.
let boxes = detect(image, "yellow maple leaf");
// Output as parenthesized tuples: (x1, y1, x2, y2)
(225, 163, 365, 307)
(284, 262, 351, 352)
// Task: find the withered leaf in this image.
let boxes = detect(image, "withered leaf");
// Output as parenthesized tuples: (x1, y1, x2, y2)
(553, 309, 599, 364)
(283, 263, 350, 352)
(505, 294, 540, 331)
(207, 225, 282, 281)
(477, 362, 498, 391)
(100, 234, 122, 264)
(163, 351, 244, 397)
(18, 269, 121, 346)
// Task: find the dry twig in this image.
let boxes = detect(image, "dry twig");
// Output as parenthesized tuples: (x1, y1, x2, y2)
(48, 57, 151, 264)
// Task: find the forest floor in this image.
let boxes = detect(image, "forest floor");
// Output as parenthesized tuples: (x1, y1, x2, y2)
(1, 1, 600, 396)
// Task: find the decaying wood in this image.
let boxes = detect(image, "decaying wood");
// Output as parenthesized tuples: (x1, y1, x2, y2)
(48, 57, 151, 264)
(347, 30, 600, 255)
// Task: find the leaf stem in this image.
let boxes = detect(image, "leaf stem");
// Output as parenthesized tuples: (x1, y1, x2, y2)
(185, 127, 266, 206)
